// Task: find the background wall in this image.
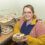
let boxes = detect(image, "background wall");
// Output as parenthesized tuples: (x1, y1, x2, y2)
(0, 0, 45, 20)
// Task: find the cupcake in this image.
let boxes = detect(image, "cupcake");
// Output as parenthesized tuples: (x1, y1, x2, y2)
(12, 33, 25, 42)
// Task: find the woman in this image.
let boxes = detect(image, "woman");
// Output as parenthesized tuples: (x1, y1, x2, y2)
(13, 5, 45, 45)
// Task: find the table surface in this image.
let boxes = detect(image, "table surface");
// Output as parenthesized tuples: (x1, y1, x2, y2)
(0, 32, 13, 44)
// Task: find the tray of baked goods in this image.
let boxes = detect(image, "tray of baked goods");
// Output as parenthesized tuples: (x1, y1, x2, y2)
(0, 14, 15, 23)
(1, 25, 13, 34)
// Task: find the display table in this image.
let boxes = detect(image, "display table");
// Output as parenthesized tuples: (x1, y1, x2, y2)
(0, 32, 13, 45)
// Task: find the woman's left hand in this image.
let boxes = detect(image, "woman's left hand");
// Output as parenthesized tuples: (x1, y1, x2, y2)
(20, 36, 27, 42)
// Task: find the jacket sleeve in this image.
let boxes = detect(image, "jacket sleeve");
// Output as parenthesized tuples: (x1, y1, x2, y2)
(26, 21, 45, 45)
(13, 21, 21, 34)
(26, 35, 45, 45)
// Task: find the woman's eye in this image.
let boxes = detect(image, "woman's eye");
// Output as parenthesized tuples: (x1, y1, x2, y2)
(24, 12, 31, 13)
(28, 12, 31, 13)
(23, 12, 32, 14)
(24, 12, 26, 14)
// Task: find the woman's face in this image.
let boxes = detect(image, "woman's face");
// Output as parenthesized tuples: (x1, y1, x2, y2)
(23, 7, 34, 20)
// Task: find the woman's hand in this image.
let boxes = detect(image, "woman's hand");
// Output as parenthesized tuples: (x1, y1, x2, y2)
(12, 33, 27, 42)
(20, 36, 27, 42)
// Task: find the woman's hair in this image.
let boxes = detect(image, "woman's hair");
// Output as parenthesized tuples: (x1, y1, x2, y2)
(23, 4, 34, 13)
(23, 4, 36, 19)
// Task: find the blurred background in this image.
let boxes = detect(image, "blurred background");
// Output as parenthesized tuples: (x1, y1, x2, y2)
(0, 0, 45, 20)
